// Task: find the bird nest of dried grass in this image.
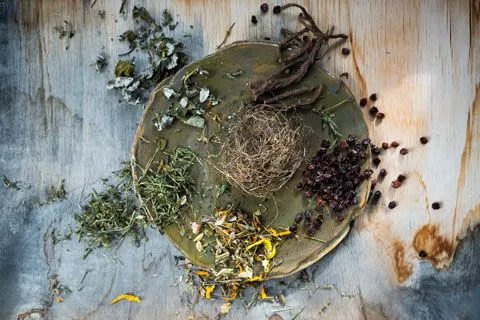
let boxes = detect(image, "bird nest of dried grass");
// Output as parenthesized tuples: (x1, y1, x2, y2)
(216, 105, 307, 197)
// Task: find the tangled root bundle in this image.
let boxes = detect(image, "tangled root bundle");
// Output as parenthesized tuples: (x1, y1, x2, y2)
(219, 105, 306, 197)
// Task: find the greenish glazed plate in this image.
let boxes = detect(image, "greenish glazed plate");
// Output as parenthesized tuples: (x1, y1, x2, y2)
(131, 41, 370, 279)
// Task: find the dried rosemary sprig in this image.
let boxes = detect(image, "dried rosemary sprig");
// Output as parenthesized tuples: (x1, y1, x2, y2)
(36, 179, 68, 206)
(135, 147, 199, 229)
(2, 175, 21, 190)
(75, 166, 146, 258)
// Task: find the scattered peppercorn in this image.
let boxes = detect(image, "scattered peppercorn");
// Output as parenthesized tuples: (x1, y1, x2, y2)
(420, 136, 429, 144)
(372, 157, 381, 166)
(373, 190, 382, 200)
(388, 201, 397, 209)
(397, 174, 407, 182)
(379, 169, 387, 177)
(341, 47, 351, 56)
(391, 180, 402, 188)
(369, 106, 379, 116)
(418, 250, 428, 258)
(391, 141, 400, 148)
(376, 112, 385, 120)
(359, 98, 367, 107)
(432, 202, 441, 210)
(289, 224, 297, 232)
(370, 179, 377, 190)
(381, 142, 389, 150)
(369, 93, 377, 101)
(264, 37, 271, 40)
(400, 148, 409, 155)
(337, 214, 345, 222)
(273, 5, 282, 14)
(251, 15, 258, 24)
(260, 3, 269, 13)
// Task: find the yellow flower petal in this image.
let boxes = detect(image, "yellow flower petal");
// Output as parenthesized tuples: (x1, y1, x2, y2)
(260, 286, 273, 300)
(111, 293, 141, 304)
(196, 270, 210, 277)
(245, 238, 266, 251)
(266, 227, 291, 237)
(205, 285, 215, 299)
(246, 276, 263, 282)
(266, 243, 278, 259)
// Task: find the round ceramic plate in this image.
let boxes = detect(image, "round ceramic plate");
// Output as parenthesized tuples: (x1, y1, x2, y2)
(131, 42, 370, 278)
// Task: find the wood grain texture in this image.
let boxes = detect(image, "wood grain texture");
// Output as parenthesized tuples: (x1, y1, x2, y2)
(0, 0, 479, 319)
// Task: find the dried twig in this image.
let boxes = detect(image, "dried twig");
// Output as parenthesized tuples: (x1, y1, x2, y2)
(217, 23, 235, 49)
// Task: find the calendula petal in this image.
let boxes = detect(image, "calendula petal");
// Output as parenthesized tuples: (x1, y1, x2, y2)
(205, 285, 215, 299)
(111, 293, 141, 304)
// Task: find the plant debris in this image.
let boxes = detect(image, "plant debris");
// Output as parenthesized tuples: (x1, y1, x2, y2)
(75, 166, 146, 258)
(36, 180, 67, 206)
(50, 275, 71, 303)
(153, 66, 218, 131)
(185, 206, 291, 302)
(216, 105, 306, 197)
(107, 6, 187, 105)
(217, 23, 236, 49)
(91, 54, 108, 73)
(54, 21, 75, 50)
(111, 293, 141, 304)
(135, 147, 198, 229)
(297, 136, 371, 216)
(2, 175, 21, 190)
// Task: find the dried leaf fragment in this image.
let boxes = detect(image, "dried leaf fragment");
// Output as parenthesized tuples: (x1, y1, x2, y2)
(220, 302, 232, 314)
(111, 293, 141, 304)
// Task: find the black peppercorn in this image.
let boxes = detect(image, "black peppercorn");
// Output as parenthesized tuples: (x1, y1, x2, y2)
(418, 250, 428, 258)
(369, 106, 379, 116)
(369, 93, 377, 101)
(273, 5, 282, 14)
(376, 112, 385, 120)
(359, 98, 367, 107)
(341, 48, 351, 56)
(388, 201, 397, 209)
(337, 214, 345, 222)
(264, 37, 271, 40)
(373, 190, 382, 200)
(391, 180, 402, 188)
(251, 15, 258, 24)
(373, 157, 381, 166)
(260, 3, 269, 13)
(420, 136, 429, 144)
(391, 141, 400, 148)
(304, 210, 312, 220)
(381, 142, 389, 150)
(289, 224, 298, 232)
(379, 168, 387, 177)
(400, 148, 409, 155)
(397, 174, 407, 182)
(432, 202, 441, 210)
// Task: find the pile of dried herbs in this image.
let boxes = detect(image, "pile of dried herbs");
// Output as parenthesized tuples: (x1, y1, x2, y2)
(107, 6, 187, 105)
(134, 147, 198, 229)
(75, 166, 146, 258)
(154, 66, 219, 131)
(186, 205, 290, 301)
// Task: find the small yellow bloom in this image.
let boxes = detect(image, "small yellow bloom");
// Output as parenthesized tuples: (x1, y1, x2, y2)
(55, 297, 64, 303)
(205, 285, 215, 299)
(111, 293, 141, 304)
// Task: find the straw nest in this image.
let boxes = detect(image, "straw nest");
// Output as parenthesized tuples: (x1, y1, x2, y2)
(218, 105, 306, 197)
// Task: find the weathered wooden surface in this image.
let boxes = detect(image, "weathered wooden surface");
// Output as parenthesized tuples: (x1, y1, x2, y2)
(0, 0, 479, 319)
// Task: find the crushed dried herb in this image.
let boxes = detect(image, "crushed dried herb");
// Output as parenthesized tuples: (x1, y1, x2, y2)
(75, 166, 146, 258)
(2, 175, 21, 190)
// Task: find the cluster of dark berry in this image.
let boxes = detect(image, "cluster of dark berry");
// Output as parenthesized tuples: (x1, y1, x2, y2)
(289, 210, 324, 237)
(296, 135, 372, 218)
